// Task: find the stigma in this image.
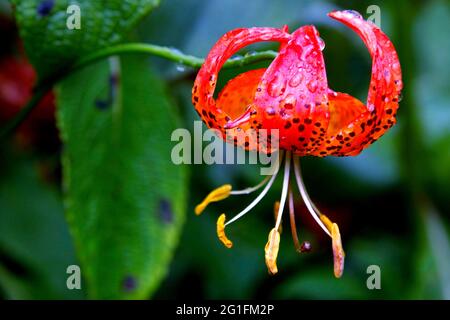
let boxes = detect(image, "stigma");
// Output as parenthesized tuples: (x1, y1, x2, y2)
(195, 151, 345, 278)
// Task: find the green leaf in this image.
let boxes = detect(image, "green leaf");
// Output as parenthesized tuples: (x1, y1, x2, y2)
(12, 0, 159, 79)
(0, 155, 83, 299)
(56, 55, 188, 299)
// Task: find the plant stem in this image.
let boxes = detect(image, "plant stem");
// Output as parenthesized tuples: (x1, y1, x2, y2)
(0, 43, 277, 141)
(74, 43, 277, 70)
(0, 81, 52, 141)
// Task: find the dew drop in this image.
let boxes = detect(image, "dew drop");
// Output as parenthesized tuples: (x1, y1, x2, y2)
(289, 72, 303, 88)
(282, 94, 296, 110)
(175, 64, 186, 72)
(318, 37, 325, 51)
(307, 80, 318, 93)
(398, 91, 403, 102)
(265, 107, 276, 117)
(267, 75, 287, 98)
(343, 9, 363, 19)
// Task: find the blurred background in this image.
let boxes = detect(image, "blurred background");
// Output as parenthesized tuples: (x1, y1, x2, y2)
(0, 0, 449, 299)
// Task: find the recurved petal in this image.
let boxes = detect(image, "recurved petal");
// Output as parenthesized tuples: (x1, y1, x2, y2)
(192, 28, 290, 132)
(323, 10, 402, 156)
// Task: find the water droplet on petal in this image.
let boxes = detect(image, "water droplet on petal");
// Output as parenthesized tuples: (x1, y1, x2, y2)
(307, 80, 318, 93)
(267, 75, 287, 98)
(398, 92, 403, 102)
(266, 107, 276, 117)
(318, 37, 325, 51)
(289, 72, 303, 88)
(282, 94, 296, 110)
(343, 10, 363, 19)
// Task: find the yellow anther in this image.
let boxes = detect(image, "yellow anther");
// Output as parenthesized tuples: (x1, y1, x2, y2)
(217, 214, 233, 248)
(273, 201, 282, 233)
(319, 213, 333, 233)
(195, 184, 232, 215)
(331, 223, 345, 278)
(265, 228, 281, 275)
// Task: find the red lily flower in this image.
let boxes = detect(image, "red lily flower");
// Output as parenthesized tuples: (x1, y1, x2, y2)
(192, 10, 402, 277)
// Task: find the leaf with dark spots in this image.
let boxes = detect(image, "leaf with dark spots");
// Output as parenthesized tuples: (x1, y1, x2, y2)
(12, 0, 160, 79)
(57, 56, 188, 299)
(36, 0, 54, 16)
(159, 199, 174, 224)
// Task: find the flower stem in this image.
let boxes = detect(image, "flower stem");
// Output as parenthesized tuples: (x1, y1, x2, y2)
(74, 43, 277, 70)
(0, 43, 277, 141)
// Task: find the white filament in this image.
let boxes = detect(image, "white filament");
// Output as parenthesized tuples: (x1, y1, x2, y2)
(225, 152, 283, 226)
(293, 155, 331, 237)
(274, 152, 291, 230)
(230, 175, 272, 195)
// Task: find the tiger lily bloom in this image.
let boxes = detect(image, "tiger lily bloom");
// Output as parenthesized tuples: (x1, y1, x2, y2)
(192, 10, 402, 277)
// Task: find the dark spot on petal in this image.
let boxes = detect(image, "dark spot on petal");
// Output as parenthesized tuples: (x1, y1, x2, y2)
(298, 124, 305, 132)
(304, 118, 312, 125)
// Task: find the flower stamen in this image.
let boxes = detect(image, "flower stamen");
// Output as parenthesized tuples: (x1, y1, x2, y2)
(293, 155, 345, 277)
(195, 184, 232, 215)
(332, 223, 345, 278)
(273, 201, 282, 233)
(293, 156, 331, 236)
(288, 185, 302, 253)
(230, 175, 272, 195)
(217, 214, 233, 248)
(225, 152, 283, 227)
(274, 152, 291, 231)
(265, 228, 280, 275)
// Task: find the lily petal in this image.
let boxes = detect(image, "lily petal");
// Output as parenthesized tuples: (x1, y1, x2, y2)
(192, 28, 290, 134)
(317, 10, 402, 156)
(254, 26, 330, 153)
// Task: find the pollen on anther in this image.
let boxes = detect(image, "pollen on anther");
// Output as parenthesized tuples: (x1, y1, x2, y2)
(217, 214, 233, 248)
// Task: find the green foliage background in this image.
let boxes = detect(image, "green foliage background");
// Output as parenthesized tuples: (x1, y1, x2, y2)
(0, 0, 449, 299)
